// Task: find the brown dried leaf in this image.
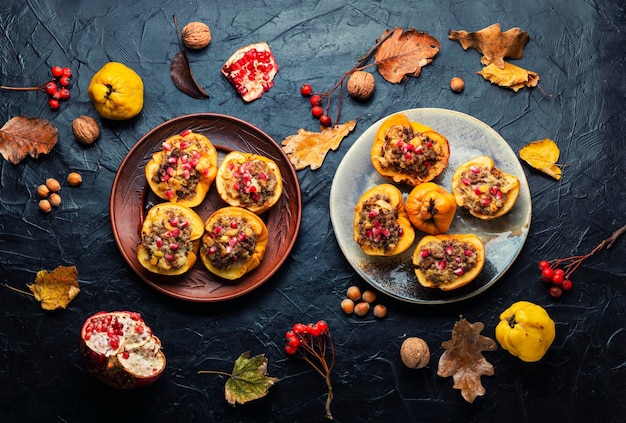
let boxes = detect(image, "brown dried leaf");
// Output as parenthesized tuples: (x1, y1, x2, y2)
(171, 50, 209, 99)
(437, 317, 497, 403)
(374, 27, 440, 83)
(449, 23, 530, 69)
(281, 120, 357, 170)
(519, 138, 562, 180)
(27, 265, 80, 311)
(0, 116, 58, 164)
(477, 61, 539, 92)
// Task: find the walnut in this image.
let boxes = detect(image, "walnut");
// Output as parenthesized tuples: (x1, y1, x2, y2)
(72, 116, 100, 145)
(400, 337, 430, 369)
(347, 70, 375, 101)
(182, 22, 212, 50)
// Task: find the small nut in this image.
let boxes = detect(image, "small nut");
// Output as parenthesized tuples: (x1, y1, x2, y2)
(45, 178, 61, 192)
(182, 22, 212, 50)
(354, 301, 370, 317)
(373, 304, 387, 318)
(38, 199, 52, 213)
(341, 298, 355, 315)
(346, 285, 361, 301)
(67, 172, 83, 187)
(400, 337, 430, 369)
(49, 193, 62, 208)
(450, 77, 465, 93)
(347, 71, 375, 101)
(72, 116, 100, 145)
(37, 184, 50, 198)
(362, 290, 377, 303)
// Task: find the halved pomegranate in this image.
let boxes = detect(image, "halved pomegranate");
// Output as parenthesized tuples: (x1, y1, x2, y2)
(221, 42, 278, 102)
(79, 311, 166, 389)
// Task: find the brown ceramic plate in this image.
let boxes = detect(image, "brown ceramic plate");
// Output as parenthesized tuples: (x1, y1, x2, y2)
(110, 113, 302, 302)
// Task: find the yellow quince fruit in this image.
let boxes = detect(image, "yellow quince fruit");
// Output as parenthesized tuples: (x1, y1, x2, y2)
(88, 62, 144, 120)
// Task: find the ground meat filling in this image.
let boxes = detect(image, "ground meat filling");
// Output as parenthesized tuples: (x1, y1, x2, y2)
(377, 124, 442, 179)
(225, 158, 279, 207)
(355, 193, 405, 253)
(455, 165, 509, 216)
(201, 216, 258, 270)
(141, 209, 195, 271)
(415, 239, 478, 286)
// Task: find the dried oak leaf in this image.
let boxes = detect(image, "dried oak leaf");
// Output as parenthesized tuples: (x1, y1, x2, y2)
(0, 116, 58, 164)
(449, 23, 530, 69)
(519, 138, 562, 180)
(224, 352, 279, 406)
(437, 317, 497, 403)
(27, 265, 80, 311)
(477, 61, 539, 92)
(374, 27, 440, 83)
(281, 120, 357, 170)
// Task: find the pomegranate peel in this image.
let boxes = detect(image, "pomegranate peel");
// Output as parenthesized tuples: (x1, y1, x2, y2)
(221, 42, 278, 102)
(80, 311, 166, 389)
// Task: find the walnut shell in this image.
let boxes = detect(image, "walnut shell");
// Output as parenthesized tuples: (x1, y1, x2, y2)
(72, 116, 100, 145)
(347, 70, 375, 101)
(182, 22, 212, 50)
(400, 337, 430, 369)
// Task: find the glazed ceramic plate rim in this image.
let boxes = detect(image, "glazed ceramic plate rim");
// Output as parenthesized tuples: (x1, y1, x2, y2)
(329, 108, 531, 305)
(110, 113, 302, 302)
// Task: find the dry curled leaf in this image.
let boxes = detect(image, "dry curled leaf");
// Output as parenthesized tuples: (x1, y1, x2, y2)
(477, 61, 539, 92)
(27, 265, 80, 311)
(281, 120, 357, 170)
(0, 116, 58, 164)
(437, 317, 497, 403)
(449, 23, 530, 69)
(374, 27, 440, 83)
(519, 138, 562, 180)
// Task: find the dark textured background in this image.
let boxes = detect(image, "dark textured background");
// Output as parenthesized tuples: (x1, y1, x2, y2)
(1, 1, 625, 422)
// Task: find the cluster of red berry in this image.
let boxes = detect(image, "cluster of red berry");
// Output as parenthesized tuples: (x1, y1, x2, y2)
(300, 84, 332, 127)
(538, 260, 573, 298)
(45, 66, 73, 110)
(284, 320, 329, 355)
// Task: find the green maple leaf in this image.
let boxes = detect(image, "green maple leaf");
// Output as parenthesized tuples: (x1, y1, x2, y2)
(199, 351, 279, 406)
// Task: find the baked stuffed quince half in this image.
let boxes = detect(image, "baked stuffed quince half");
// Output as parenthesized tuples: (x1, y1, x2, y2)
(371, 113, 450, 186)
(145, 130, 218, 207)
(215, 151, 283, 214)
(137, 203, 205, 276)
(200, 207, 269, 280)
(412, 233, 485, 291)
(451, 156, 520, 220)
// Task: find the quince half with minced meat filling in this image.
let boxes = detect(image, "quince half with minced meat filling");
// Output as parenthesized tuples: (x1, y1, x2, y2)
(136, 203, 205, 276)
(215, 151, 283, 214)
(200, 207, 269, 280)
(353, 184, 415, 256)
(371, 113, 450, 187)
(412, 234, 485, 291)
(451, 156, 520, 220)
(145, 130, 218, 207)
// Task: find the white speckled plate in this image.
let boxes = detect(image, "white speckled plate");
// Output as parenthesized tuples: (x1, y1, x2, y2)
(329, 108, 531, 304)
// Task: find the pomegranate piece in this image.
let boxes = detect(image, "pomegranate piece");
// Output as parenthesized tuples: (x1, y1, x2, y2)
(79, 311, 166, 389)
(221, 42, 278, 102)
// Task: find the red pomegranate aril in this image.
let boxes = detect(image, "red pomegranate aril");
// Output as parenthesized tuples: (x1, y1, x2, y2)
(420, 249, 430, 258)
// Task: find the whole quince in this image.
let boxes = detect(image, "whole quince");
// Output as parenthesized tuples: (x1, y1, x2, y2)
(88, 62, 144, 120)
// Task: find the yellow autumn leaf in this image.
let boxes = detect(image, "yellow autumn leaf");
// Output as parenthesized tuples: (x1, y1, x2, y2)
(27, 265, 80, 310)
(477, 61, 539, 92)
(519, 138, 562, 180)
(281, 120, 357, 170)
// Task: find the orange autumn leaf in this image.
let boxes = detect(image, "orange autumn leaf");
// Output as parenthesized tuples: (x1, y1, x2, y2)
(374, 27, 440, 83)
(519, 138, 562, 180)
(281, 120, 357, 170)
(477, 61, 539, 92)
(27, 265, 80, 310)
(437, 317, 497, 403)
(0, 116, 58, 164)
(448, 23, 530, 69)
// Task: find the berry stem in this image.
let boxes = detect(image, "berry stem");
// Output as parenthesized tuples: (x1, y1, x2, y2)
(0, 84, 45, 91)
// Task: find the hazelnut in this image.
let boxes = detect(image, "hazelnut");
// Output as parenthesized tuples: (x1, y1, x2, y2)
(400, 337, 430, 369)
(341, 298, 355, 315)
(373, 304, 387, 318)
(49, 193, 62, 208)
(45, 178, 61, 192)
(37, 184, 50, 198)
(72, 116, 100, 145)
(354, 301, 370, 317)
(450, 77, 465, 93)
(182, 22, 212, 50)
(346, 285, 361, 301)
(362, 290, 377, 303)
(347, 71, 375, 101)
(67, 172, 83, 187)
(38, 199, 52, 213)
